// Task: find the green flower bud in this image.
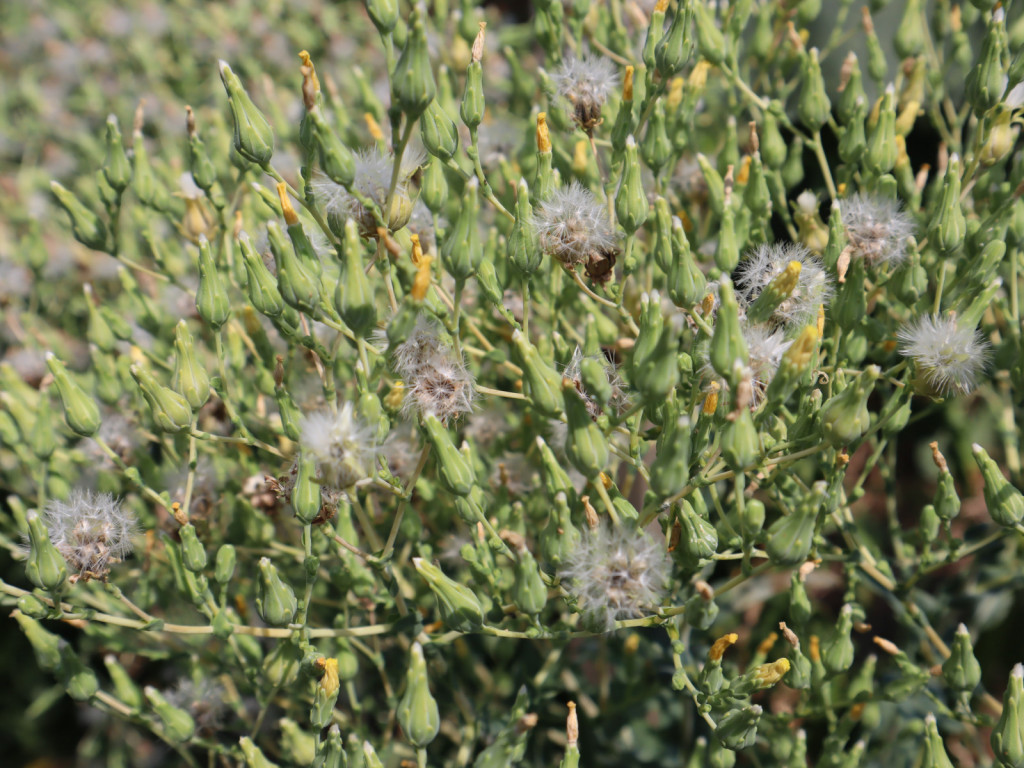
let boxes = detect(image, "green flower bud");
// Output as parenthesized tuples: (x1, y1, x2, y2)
(279, 719, 316, 765)
(563, 379, 608, 480)
(461, 55, 485, 129)
(195, 234, 231, 329)
(442, 177, 482, 281)
(187, 113, 218, 193)
(650, 415, 692, 498)
(143, 686, 195, 743)
(894, 0, 926, 57)
(421, 99, 460, 162)
(413, 557, 484, 631)
(863, 12, 888, 84)
(537, 437, 577, 503)
(959, 276, 1004, 330)
(172, 321, 211, 410)
(510, 541, 548, 616)
(14, 610, 65, 672)
(789, 572, 812, 625)
(508, 178, 541, 275)
(131, 129, 170, 211)
(744, 151, 771, 222)
(335, 219, 377, 336)
(512, 330, 563, 419)
(655, 2, 692, 78)
(798, 48, 831, 131)
(17, 594, 50, 619)
(684, 589, 720, 630)
(933, 451, 961, 522)
(942, 623, 982, 692)
(540, 491, 581, 567)
(82, 284, 116, 353)
(50, 181, 109, 252)
(291, 452, 322, 525)
(239, 233, 286, 319)
(309, 108, 355, 188)
(821, 366, 879, 446)
(930, 154, 967, 253)
(766, 482, 823, 565)
(419, 154, 449, 216)
(972, 442, 1024, 527)
(836, 54, 866, 125)
(838, 99, 867, 164)
(616, 136, 649, 235)
(714, 201, 740, 273)
(131, 365, 193, 433)
(633, 321, 679, 402)
(256, 557, 298, 627)
(696, 153, 726, 217)
(865, 85, 897, 175)
(993, 663, 1024, 768)
(58, 643, 99, 701)
(218, 60, 274, 165)
(760, 105, 788, 169)
(46, 353, 101, 437)
(214, 544, 237, 585)
(422, 414, 475, 495)
(313, 726, 344, 768)
(397, 642, 441, 747)
(651, 197, 673, 272)
(177, 523, 206, 573)
(676, 499, 718, 568)
(240, 736, 280, 768)
(715, 705, 762, 751)
(102, 115, 132, 193)
(923, 713, 956, 768)
(641, 102, 673, 175)
(721, 406, 761, 471)
(268, 219, 321, 316)
(362, 741, 385, 768)
(392, 12, 436, 119)
(103, 654, 143, 710)
(693, 0, 725, 65)
(667, 216, 706, 306)
(966, 9, 1008, 115)
(25, 510, 67, 596)
(709, 277, 749, 388)
(822, 603, 855, 675)
(366, 0, 398, 32)
(29, 390, 57, 461)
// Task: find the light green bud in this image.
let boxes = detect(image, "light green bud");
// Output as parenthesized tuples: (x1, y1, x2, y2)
(822, 603, 855, 675)
(218, 60, 274, 165)
(744, 151, 771, 220)
(667, 216, 706, 306)
(513, 330, 564, 419)
(392, 12, 436, 119)
(145, 686, 195, 743)
(972, 442, 1024, 527)
(25, 510, 67, 596)
(967, 10, 1008, 115)
(931, 154, 967, 253)
(511, 543, 548, 616)
(563, 379, 608, 480)
(540, 492, 581, 567)
(633, 320, 679, 402)
(131, 130, 170, 211)
(50, 181, 109, 252)
(188, 124, 218, 194)
(315, 726, 344, 768)
(177, 523, 206, 573)
(933, 462, 960, 523)
(14, 610, 64, 672)
(650, 415, 693, 499)
(397, 642, 441, 747)
(641, 2, 667, 70)
(365, 0, 398, 32)
(821, 366, 879, 446)
(363, 741, 385, 768)
(83, 284, 116, 353)
(676, 499, 718, 568)
(766, 484, 822, 566)
(798, 48, 831, 131)
(131, 365, 193, 433)
(715, 705, 761, 751)
(655, 2, 692, 78)
(923, 713, 956, 768)
(195, 234, 230, 329)
(214, 544, 237, 585)
(693, 0, 725, 65)
(509, 178, 541, 275)
(959, 277, 1004, 329)
(789, 572, 812, 626)
(696, 153, 726, 217)
(413, 557, 484, 632)
(616, 136, 648, 234)
(102, 115, 132, 193)
(865, 86, 897, 175)
(894, 0, 926, 57)
(760, 105, 787, 169)
(992, 663, 1024, 768)
(641, 102, 673, 175)
(420, 154, 448, 214)
(280, 719, 317, 765)
(863, 12, 888, 84)
(103, 655, 143, 710)
(29, 391, 57, 461)
(240, 233, 287, 319)
(838, 99, 867, 164)
(336, 219, 377, 336)
(46, 353, 101, 436)
(422, 414, 475, 495)
(59, 643, 99, 701)
(442, 177, 482, 281)
(309, 108, 355, 187)
(172, 321, 210, 410)
(268, 219, 321, 315)
(709, 277, 749, 388)
(461, 58, 485, 129)
(255, 557, 298, 627)
(942, 623, 982, 692)
(651, 198, 673, 272)
(421, 99, 459, 161)
(240, 736, 281, 768)
(836, 54, 866, 125)
(536, 437, 577, 503)
(292, 452, 322, 525)
(721, 406, 760, 471)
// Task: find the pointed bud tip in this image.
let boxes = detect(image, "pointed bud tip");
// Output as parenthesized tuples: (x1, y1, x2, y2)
(956, 623, 969, 635)
(972, 442, 984, 454)
(1013, 662, 1023, 678)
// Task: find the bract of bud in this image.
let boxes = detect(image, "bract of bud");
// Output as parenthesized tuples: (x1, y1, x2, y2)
(675, 499, 718, 568)
(178, 522, 207, 573)
(511, 543, 548, 616)
(57, 643, 99, 701)
(972, 443, 1024, 527)
(172, 321, 211, 410)
(46, 353, 101, 437)
(102, 115, 132, 193)
(862, 9, 888, 84)
(421, 99, 459, 162)
(414, 557, 485, 633)
(292, 452, 322, 525)
(397, 642, 440, 748)
(721, 406, 761, 471)
(931, 155, 968, 254)
(821, 366, 879, 446)
(744, 151, 771, 220)
(709, 277, 749, 388)
(145, 686, 196, 743)
(255, 556, 298, 627)
(218, 61, 275, 165)
(30, 391, 57, 461)
(509, 178, 541, 275)
(14, 610, 65, 672)
(25, 510, 68, 595)
(563, 378, 609, 480)
(336, 219, 377, 336)
(942, 624, 982, 692)
(837, 54, 866, 125)
(894, 0, 926, 58)
(760, 106, 787, 169)
(655, 2, 692, 78)
(693, 0, 725, 65)
(798, 48, 831, 131)
(50, 181, 109, 252)
(195, 235, 231, 330)
(641, 102, 673, 175)
(365, 0, 398, 33)
(442, 177, 482, 281)
(933, 465, 961, 522)
(650, 415, 692, 498)
(513, 330, 563, 419)
(966, 10, 1008, 115)
(865, 86, 897, 175)
(766, 490, 821, 566)
(616, 137, 649, 234)
(132, 130, 170, 211)
(715, 705, 762, 751)
(239, 234, 287, 319)
(992, 663, 1024, 768)
(392, 12, 437, 119)
(187, 115, 218, 193)
(215, 544, 237, 585)
(461, 59, 485, 129)
(822, 604, 856, 675)
(923, 713, 956, 768)
(421, 154, 449, 215)
(131, 364, 193, 433)
(268, 219, 321, 316)
(421, 413, 476, 495)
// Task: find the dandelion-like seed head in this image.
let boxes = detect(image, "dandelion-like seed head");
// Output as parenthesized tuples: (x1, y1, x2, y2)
(841, 193, 914, 266)
(562, 346, 631, 420)
(391, 314, 476, 424)
(533, 182, 618, 269)
(43, 490, 137, 581)
(551, 54, 619, 132)
(560, 523, 670, 631)
(702, 324, 792, 408)
(897, 314, 990, 397)
(734, 243, 832, 328)
(311, 145, 426, 236)
(164, 678, 228, 734)
(299, 402, 378, 489)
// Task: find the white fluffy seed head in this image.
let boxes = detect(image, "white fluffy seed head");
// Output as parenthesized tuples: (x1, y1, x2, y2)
(734, 243, 833, 328)
(551, 54, 619, 130)
(841, 193, 915, 266)
(299, 403, 378, 489)
(391, 315, 475, 424)
(43, 490, 137, 579)
(533, 182, 618, 267)
(897, 314, 990, 397)
(701, 324, 792, 408)
(559, 523, 670, 631)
